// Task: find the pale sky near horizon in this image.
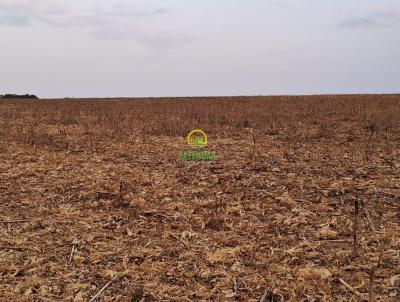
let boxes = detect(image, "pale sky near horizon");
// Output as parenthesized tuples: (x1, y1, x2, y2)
(0, 0, 399, 98)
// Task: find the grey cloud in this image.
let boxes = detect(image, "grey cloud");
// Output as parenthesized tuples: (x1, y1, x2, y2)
(92, 26, 194, 49)
(35, 12, 109, 28)
(0, 1, 69, 27)
(136, 34, 194, 49)
(91, 27, 194, 50)
(153, 8, 172, 15)
(339, 10, 400, 28)
(0, 1, 171, 26)
(0, 0, 187, 48)
(0, 12, 30, 26)
(338, 16, 388, 28)
(108, 4, 172, 18)
(371, 10, 400, 22)
(0, 2, 31, 26)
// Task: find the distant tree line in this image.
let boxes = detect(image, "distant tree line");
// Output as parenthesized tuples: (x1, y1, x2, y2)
(0, 94, 39, 99)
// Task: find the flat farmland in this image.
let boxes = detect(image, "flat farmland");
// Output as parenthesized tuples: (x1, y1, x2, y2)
(0, 95, 399, 301)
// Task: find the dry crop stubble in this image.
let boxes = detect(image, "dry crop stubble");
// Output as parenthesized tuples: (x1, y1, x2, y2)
(0, 95, 399, 301)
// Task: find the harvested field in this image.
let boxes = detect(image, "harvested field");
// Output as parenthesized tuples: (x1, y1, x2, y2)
(0, 95, 399, 301)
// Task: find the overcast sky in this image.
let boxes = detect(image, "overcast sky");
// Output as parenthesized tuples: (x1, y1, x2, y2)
(0, 0, 399, 98)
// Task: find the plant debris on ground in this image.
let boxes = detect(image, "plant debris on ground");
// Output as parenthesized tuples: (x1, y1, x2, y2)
(0, 95, 399, 301)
